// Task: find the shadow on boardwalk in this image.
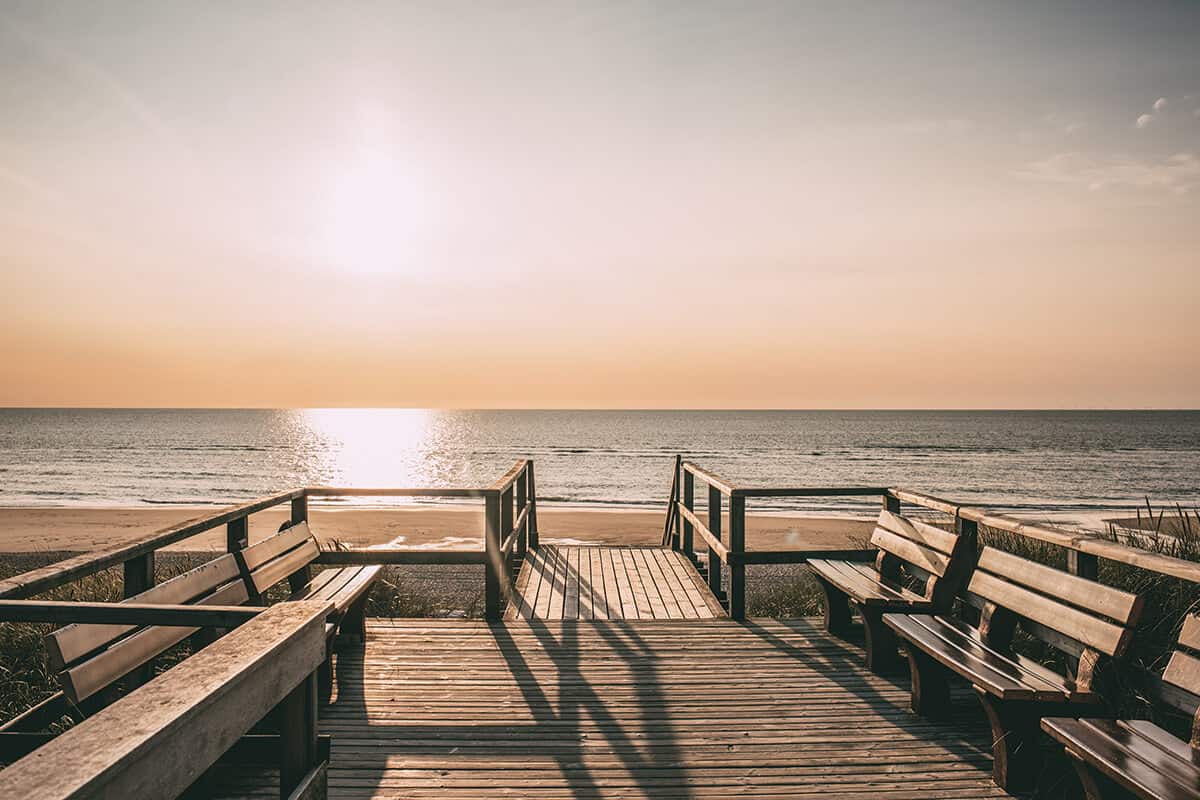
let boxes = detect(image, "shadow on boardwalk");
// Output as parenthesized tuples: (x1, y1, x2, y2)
(213, 557, 1012, 798)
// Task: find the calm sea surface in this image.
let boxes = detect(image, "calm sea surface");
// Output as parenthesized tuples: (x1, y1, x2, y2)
(0, 410, 1197, 523)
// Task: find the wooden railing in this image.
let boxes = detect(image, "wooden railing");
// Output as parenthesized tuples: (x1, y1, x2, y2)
(0, 460, 539, 624)
(0, 601, 331, 799)
(668, 457, 1200, 620)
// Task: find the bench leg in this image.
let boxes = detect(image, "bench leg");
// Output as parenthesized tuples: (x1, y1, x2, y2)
(906, 646, 951, 720)
(859, 607, 902, 674)
(334, 597, 368, 652)
(976, 691, 1044, 793)
(1065, 749, 1125, 800)
(318, 649, 334, 706)
(816, 577, 851, 635)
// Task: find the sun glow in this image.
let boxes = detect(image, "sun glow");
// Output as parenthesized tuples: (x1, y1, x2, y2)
(321, 148, 432, 276)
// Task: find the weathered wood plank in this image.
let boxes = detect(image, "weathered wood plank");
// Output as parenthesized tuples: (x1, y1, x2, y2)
(0, 602, 329, 800)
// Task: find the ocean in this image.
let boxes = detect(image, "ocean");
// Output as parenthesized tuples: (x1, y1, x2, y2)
(0, 409, 1197, 524)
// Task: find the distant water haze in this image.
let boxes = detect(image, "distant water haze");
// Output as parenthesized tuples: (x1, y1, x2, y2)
(0, 409, 1196, 525)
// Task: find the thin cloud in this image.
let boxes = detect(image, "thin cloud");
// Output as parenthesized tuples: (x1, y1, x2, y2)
(1136, 113, 1154, 129)
(1018, 151, 1200, 195)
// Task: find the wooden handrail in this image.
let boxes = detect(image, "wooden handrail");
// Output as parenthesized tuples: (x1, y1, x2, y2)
(672, 456, 1200, 619)
(0, 601, 330, 800)
(0, 489, 304, 600)
(305, 486, 489, 498)
(737, 486, 890, 498)
(489, 459, 530, 493)
(682, 460, 737, 496)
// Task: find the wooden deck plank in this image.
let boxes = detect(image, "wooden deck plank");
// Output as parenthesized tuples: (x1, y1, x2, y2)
(214, 617, 1013, 799)
(590, 547, 609, 620)
(612, 549, 641, 620)
(504, 545, 726, 622)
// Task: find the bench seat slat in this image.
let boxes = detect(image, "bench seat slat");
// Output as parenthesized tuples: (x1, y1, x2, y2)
(967, 569, 1129, 656)
(1042, 717, 1200, 800)
(59, 580, 250, 704)
(47, 554, 242, 669)
(976, 547, 1142, 624)
(883, 613, 1070, 701)
(294, 566, 381, 615)
(808, 559, 930, 607)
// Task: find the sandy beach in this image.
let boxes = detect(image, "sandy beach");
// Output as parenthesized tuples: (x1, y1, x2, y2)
(0, 506, 872, 554)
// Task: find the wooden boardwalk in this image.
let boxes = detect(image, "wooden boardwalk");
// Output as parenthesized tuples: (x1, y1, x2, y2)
(508, 545, 722, 620)
(215, 618, 1013, 799)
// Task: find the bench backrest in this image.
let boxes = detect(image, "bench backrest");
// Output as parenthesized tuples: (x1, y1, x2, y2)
(237, 520, 321, 599)
(1155, 613, 1200, 746)
(962, 545, 1143, 686)
(45, 554, 249, 704)
(870, 510, 972, 604)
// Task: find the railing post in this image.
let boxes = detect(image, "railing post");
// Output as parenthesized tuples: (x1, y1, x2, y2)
(672, 462, 683, 550)
(484, 490, 502, 623)
(1068, 550, 1099, 580)
(526, 462, 539, 551)
(123, 553, 154, 598)
(501, 485, 515, 595)
(291, 493, 309, 526)
(516, 467, 528, 560)
(729, 494, 746, 620)
(682, 469, 695, 560)
(708, 486, 723, 598)
(883, 493, 901, 514)
(278, 671, 322, 800)
(227, 515, 249, 553)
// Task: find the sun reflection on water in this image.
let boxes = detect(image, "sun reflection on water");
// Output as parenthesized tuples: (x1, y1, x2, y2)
(299, 408, 438, 492)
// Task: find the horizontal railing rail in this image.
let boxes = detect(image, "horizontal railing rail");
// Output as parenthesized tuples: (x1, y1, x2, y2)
(0, 601, 331, 800)
(0, 460, 540, 622)
(668, 456, 1200, 619)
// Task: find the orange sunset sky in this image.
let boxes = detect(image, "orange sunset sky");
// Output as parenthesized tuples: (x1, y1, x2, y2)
(1, 3, 1198, 408)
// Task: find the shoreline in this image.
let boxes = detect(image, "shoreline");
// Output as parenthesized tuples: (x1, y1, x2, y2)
(0, 505, 875, 554)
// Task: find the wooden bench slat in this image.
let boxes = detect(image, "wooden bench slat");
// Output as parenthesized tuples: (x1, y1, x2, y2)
(59, 579, 250, 704)
(883, 613, 1067, 701)
(869, 528, 951, 578)
(1121, 720, 1200, 768)
(47, 554, 242, 669)
(877, 510, 960, 556)
(1042, 717, 1200, 800)
(293, 566, 379, 615)
(249, 539, 321, 595)
(809, 559, 928, 607)
(1164, 650, 1200, 697)
(1179, 614, 1200, 653)
(967, 569, 1129, 656)
(240, 522, 315, 571)
(976, 547, 1142, 623)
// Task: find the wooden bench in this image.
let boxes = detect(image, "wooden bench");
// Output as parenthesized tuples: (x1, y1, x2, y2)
(237, 520, 382, 700)
(0, 553, 252, 762)
(808, 509, 974, 672)
(883, 545, 1144, 792)
(1042, 613, 1200, 799)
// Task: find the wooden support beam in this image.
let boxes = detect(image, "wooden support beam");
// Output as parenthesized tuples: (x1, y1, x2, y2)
(681, 469, 695, 558)
(526, 462, 539, 550)
(484, 491, 502, 623)
(707, 486, 723, 597)
(729, 494, 746, 620)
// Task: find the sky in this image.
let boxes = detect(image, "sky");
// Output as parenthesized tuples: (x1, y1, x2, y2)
(1, 1, 1198, 408)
